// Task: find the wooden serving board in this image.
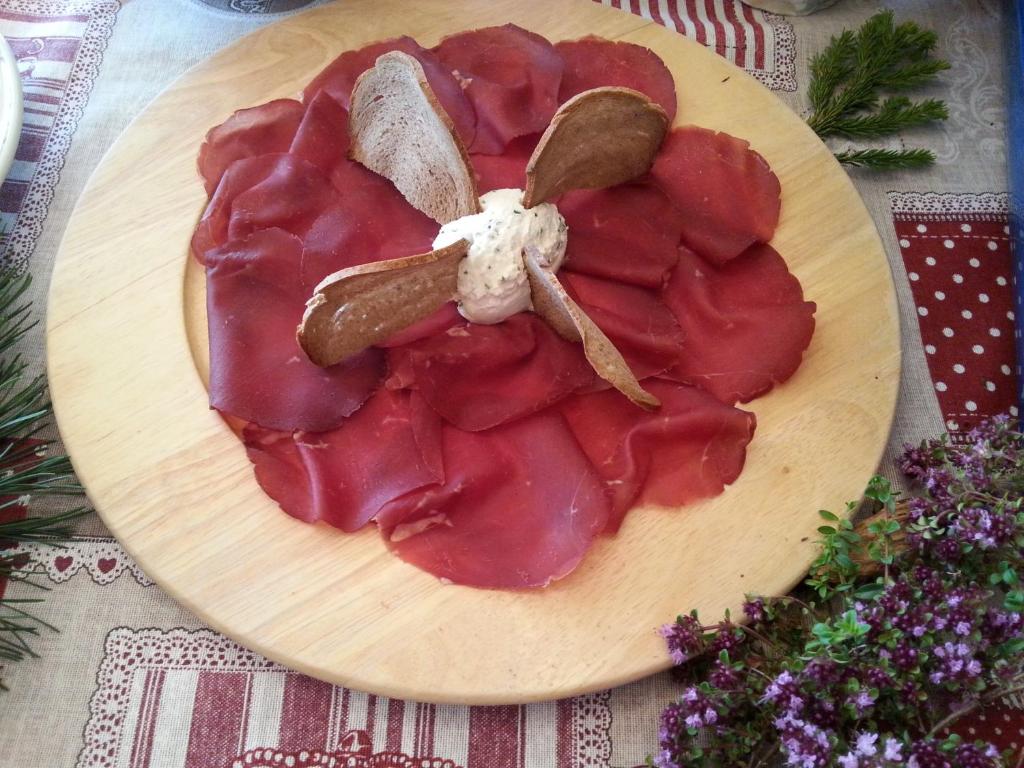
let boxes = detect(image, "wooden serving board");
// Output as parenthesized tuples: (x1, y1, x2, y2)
(47, 0, 900, 704)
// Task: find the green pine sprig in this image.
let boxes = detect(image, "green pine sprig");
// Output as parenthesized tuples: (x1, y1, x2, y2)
(806, 11, 951, 171)
(0, 269, 89, 690)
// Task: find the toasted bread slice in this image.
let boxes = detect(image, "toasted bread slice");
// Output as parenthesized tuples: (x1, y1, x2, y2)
(523, 247, 659, 409)
(298, 240, 468, 368)
(523, 87, 668, 208)
(349, 51, 480, 225)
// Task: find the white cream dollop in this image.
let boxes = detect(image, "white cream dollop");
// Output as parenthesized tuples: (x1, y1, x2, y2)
(431, 188, 568, 324)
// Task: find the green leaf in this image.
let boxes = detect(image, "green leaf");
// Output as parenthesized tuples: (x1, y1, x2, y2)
(835, 148, 936, 170)
(818, 525, 837, 535)
(819, 510, 840, 522)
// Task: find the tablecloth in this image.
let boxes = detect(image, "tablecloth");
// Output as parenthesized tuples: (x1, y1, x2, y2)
(0, 1, 1016, 766)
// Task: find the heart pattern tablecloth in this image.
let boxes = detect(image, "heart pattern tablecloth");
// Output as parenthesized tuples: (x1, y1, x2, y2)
(0, 1, 1016, 767)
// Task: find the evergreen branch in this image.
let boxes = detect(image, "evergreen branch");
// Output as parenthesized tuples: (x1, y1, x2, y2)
(829, 97, 949, 138)
(833, 148, 936, 170)
(806, 10, 949, 171)
(0, 507, 89, 543)
(0, 267, 92, 691)
(808, 30, 855, 113)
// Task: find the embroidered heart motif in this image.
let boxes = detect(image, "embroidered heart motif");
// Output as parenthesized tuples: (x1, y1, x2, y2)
(97, 558, 116, 574)
(54, 556, 73, 572)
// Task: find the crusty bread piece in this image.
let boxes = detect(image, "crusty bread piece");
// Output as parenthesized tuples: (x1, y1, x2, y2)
(349, 51, 480, 225)
(523, 247, 659, 410)
(523, 87, 669, 208)
(298, 239, 468, 368)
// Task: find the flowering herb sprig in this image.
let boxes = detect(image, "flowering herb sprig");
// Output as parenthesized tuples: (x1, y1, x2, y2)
(654, 415, 1024, 768)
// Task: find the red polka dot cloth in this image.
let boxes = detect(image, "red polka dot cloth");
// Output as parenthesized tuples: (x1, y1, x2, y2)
(891, 193, 1020, 439)
(891, 193, 1023, 754)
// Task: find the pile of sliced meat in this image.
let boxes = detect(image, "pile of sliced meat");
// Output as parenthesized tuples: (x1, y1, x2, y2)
(192, 26, 816, 589)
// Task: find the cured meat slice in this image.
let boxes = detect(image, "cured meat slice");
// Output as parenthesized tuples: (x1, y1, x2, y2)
(377, 412, 610, 588)
(226, 154, 347, 244)
(559, 271, 683, 379)
(651, 126, 781, 265)
(470, 133, 538, 194)
(289, 90, 350, 174)
(192, 151, 436, 289)
(434, 25, 563, 155)
(242, 389, 443, 531)
(192, 153, 288, 262)
(560, 184, 684, 288)
(302, 36, 476, 148)
(555, 38, 677, 123)
(197, 99, 305, 195)
(385, 313, 595, 431)
(560, 379, 756, 530)
(377, 302, 462, 348)
(662, 243, 816, 403)
(205, 227, 384, 432)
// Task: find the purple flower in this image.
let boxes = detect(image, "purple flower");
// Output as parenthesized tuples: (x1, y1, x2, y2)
(837, 754, 858, 768)
(743, 597, 767, 623)
(854, 732, 878, 756)
(884, 738, 903, 761)
(659, 615, 703, 664)
(849, 690, 875, 716)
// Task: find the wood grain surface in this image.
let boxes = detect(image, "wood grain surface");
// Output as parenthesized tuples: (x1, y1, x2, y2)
(46, 0, 900, 704)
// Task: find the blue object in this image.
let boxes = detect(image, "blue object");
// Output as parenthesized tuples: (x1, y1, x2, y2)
(1008, 0, 1024, 414)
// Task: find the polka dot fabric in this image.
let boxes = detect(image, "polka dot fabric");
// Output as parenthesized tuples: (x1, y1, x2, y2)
(895, 206, 1020, 439)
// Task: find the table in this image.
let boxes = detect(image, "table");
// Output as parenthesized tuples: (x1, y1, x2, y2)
(0, 1, 1016, 766)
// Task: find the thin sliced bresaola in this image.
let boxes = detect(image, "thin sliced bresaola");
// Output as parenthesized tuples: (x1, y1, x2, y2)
(205, 227, 384, 432)
(385, 313, 595, 431)
(555, 37, 677, 122)
(560, 380, 756, 530)
(560, 184, 684, 288)
(377, 412, 610, 588)
(662, 244, 816, 403)
(304, 158, 438, 287)
(193, 150, 436, 290)
(242, 389, 443, 531)
(470, 133, 538, 194)
(559, 271, 684, 379)
(197, 99, 305, 195)
(377, 302, 462, 348)
(289, 90, 350, 174)
(434, 25, 563, 155)
(651, 126, 781, 265)
(303, 36, 476, 148)
(192, 153, 290, 261)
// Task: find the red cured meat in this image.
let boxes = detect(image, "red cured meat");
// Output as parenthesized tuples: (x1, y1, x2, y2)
(197, 99, 305, 195)
(651, 126, 781, 265)
(377, 412, 610, 588)
(385, 313, 595, 431)
(662, 243, 816, 404)
(555, 38, 677, 122)
(242, 389, 443, 531)
(205, 227, 384, 432)
(559, 271, 684, 379)
(304, 158, 438, 287)
(470, 133, 538, 194)
(561, 380, 756, 530)
(192, 153, 288, 262)
(191, 151, 435, 289)
(560, 184, 684, 288)
(377, 302, 462, 348)
(434, 25, 563, 155)
(289, 90, 350, 174)
(303, 36, 476, 148)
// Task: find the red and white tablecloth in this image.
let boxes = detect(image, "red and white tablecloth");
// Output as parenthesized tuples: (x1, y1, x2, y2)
(0, 1, 1016, 766)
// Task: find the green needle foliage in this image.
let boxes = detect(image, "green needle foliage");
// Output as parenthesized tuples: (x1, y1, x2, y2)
(0, 270, 88, 690)
(806, 11, 951, 171)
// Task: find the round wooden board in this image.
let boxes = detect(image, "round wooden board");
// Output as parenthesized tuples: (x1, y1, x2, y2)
(47, 0, 900, 704)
